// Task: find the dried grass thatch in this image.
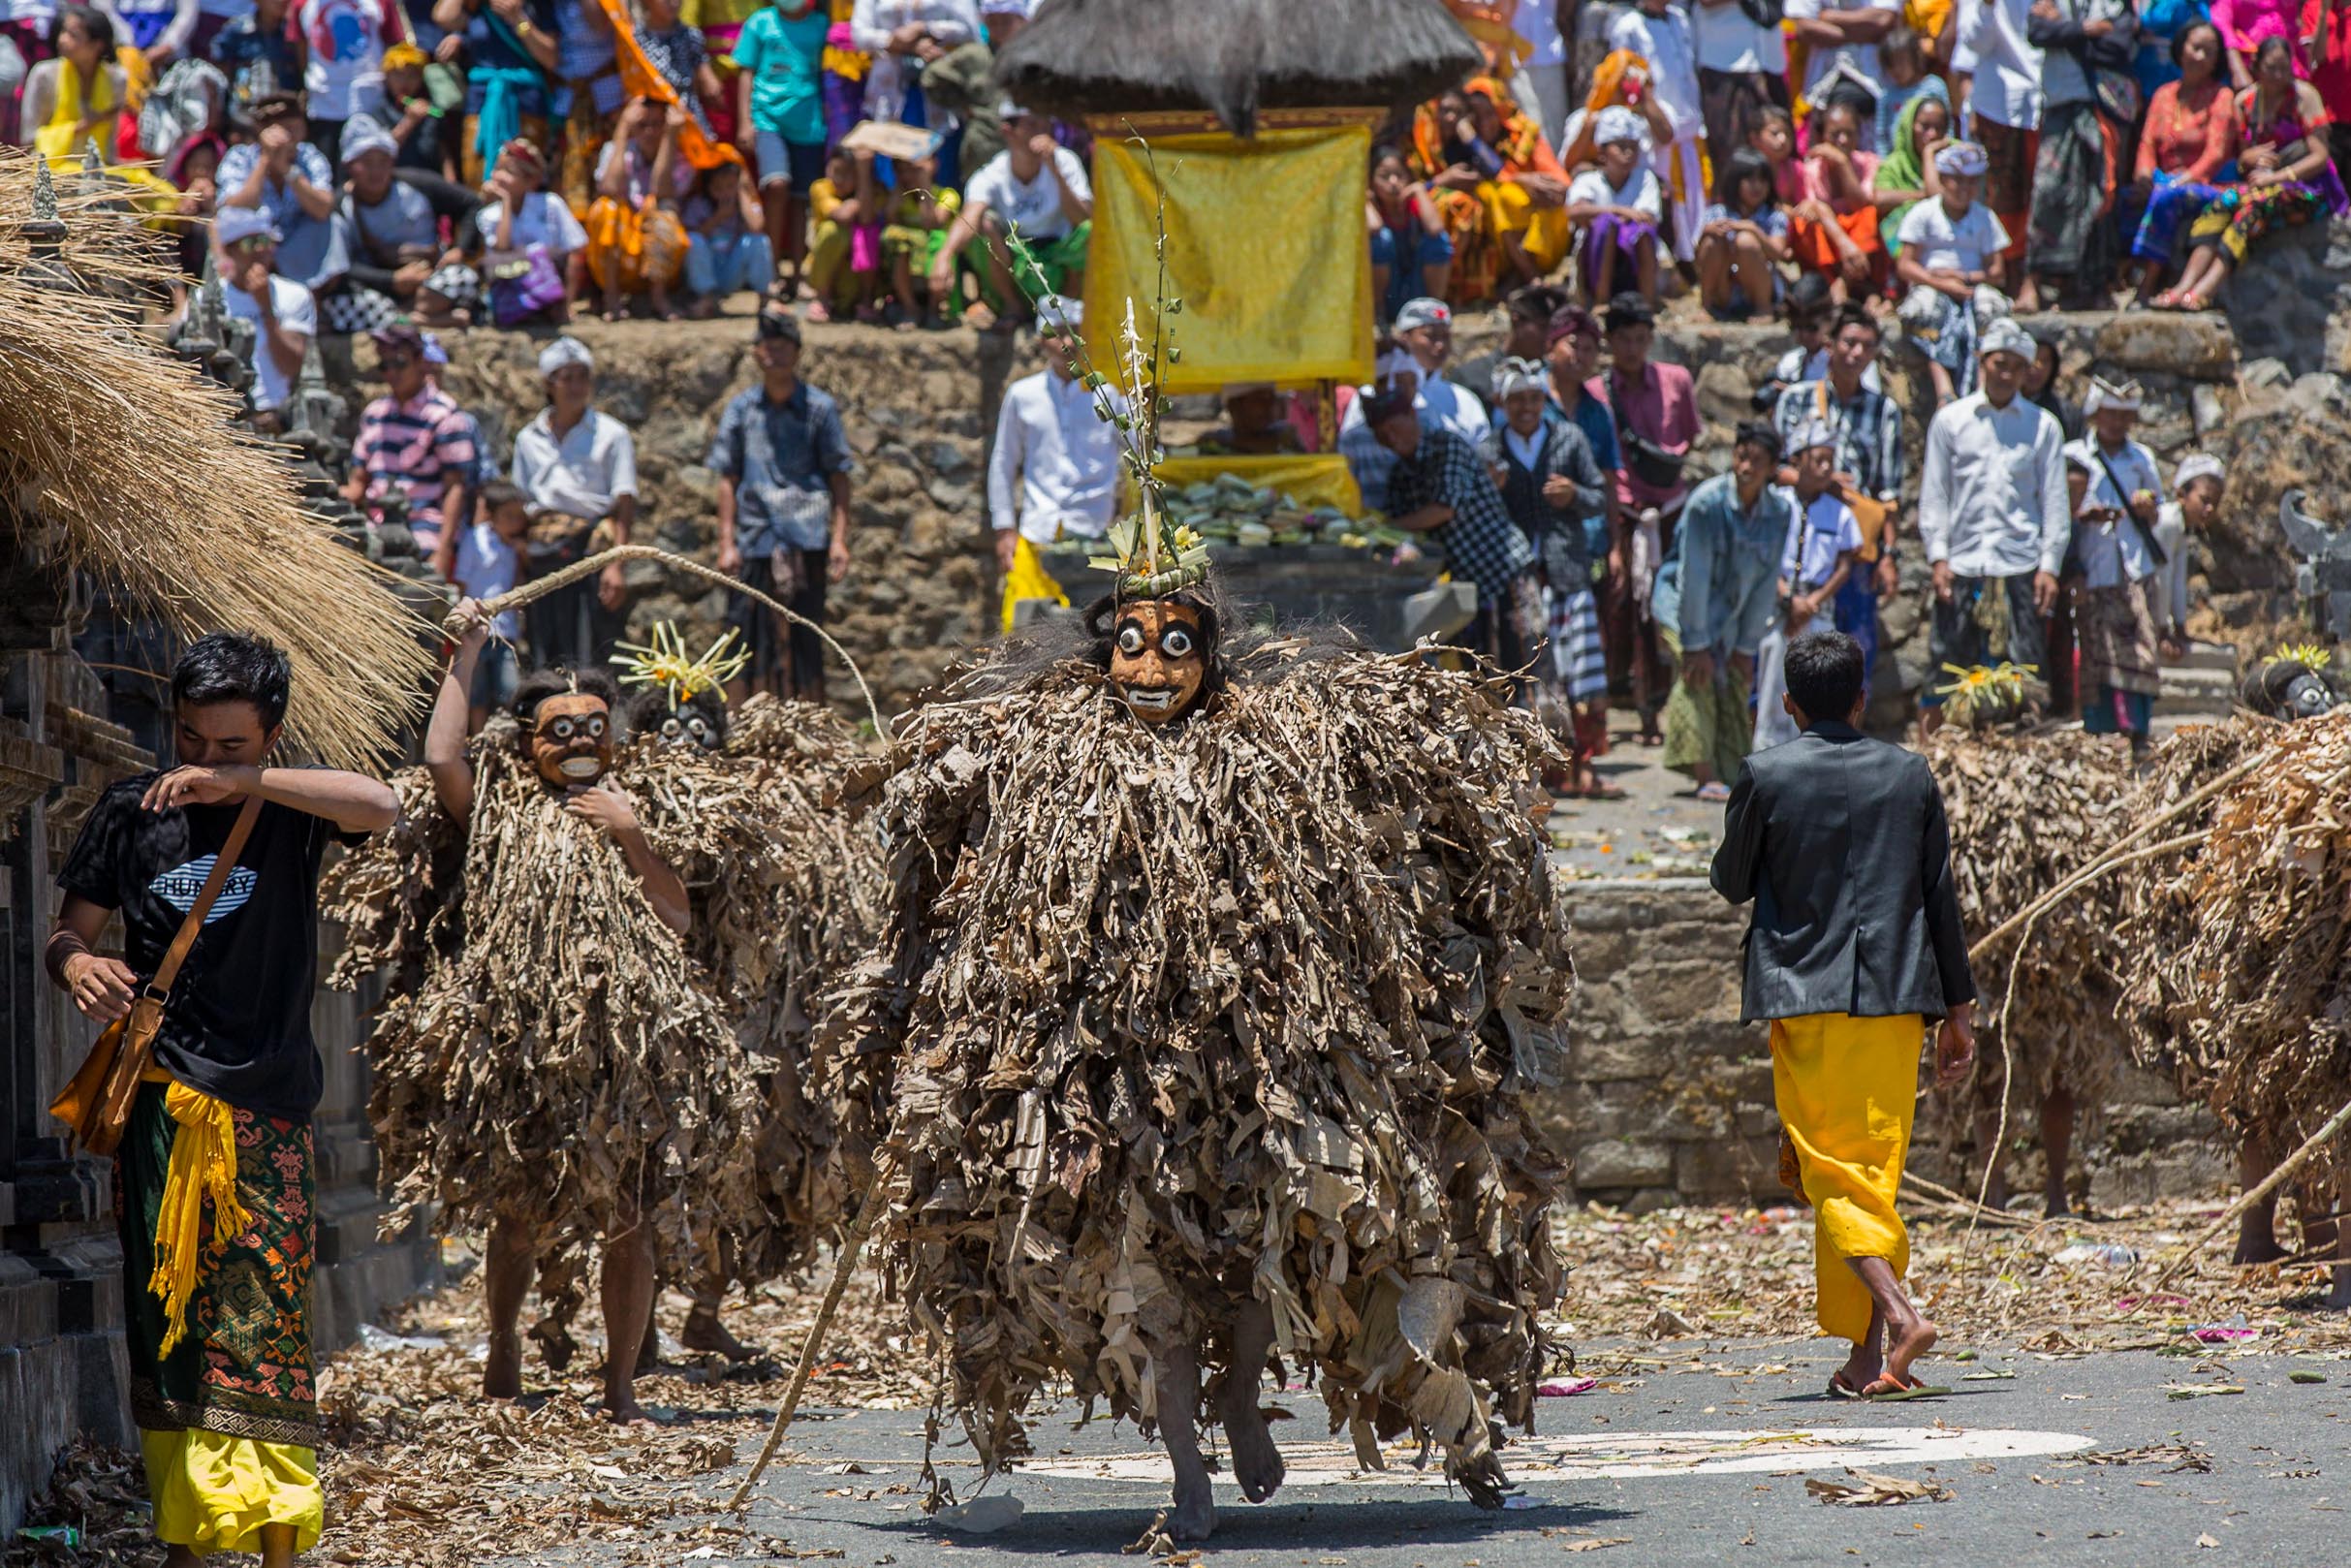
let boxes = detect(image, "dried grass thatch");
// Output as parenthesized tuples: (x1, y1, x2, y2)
(0, 149, 433, 769)
(821, 641, 1573, 1499)
(1923, 727, 2134, 1126)
(2124, 710, 2351, 1186)
(993, 0, 1482, 133)
(325, 729, 767, 1362)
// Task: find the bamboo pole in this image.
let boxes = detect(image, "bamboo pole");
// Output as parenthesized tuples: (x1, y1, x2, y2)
(727, 1147, 903, 1510)
(443, 544, 883, 737)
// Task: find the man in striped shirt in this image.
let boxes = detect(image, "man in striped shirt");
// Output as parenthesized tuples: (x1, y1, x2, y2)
(346, 324, 478, 557)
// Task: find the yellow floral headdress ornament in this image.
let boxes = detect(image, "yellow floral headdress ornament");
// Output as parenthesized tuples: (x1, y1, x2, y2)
(610, 624, 750, 710)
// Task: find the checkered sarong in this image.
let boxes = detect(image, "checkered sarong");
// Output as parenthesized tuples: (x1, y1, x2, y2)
(1549, 584, 1607, 703)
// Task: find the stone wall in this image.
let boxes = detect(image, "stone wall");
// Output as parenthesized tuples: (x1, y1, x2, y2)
(342, 318, 1006, 721)
(1549, 880, 2230, 1212)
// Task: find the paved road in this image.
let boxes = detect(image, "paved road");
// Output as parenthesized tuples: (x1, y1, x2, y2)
(507, 1338, 2350, 1567)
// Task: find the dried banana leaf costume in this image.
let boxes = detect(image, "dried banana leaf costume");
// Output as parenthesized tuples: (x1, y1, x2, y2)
(326, 716, 767, 1361)
(2123, 706, 2351, 1197)
(632, 688, 889, 1292)
(1923, 721, 2133, 1132)
(829, 572, 1575, 1498)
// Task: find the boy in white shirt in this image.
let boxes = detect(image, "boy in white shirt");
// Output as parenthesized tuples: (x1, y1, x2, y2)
(1608, 0, 1707, 262)
(449, 480, 532, 733)
(1894, 140, 2012, 403)
(1565, 107, 1666, 304)
(2061, 376, 2166, 750)
(1754, 421, 1865, 750)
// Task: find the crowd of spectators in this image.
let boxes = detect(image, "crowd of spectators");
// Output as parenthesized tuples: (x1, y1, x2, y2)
(1376, 0, 2348, 356)
(0, 0, 2264, 763)
(2, 0, 1085, 333)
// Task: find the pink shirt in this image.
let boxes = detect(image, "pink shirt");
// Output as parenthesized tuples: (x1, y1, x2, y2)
(1795, 147, 1881, 211)
(1589, 361, 1700, 512)
(2212, 0, 2311, 72)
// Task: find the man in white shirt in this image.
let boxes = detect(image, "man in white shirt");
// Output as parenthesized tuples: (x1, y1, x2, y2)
(932, 102, 1093, 329)
(2061, 376, 2166, 745)
(1916, 317, 2069, 734)
(1787, 0, 1905, 101)
(214, 205, 315, 428)
(987, 296, 1124, 632)
(1953, 0, 2041, 265)
(1511, 0, 1572, 147)
(1694, 0, 1792, 164)
(1608, 0, 1706, 262)
(510, 336, 641, 671)
(1335, 298, 1494, 509)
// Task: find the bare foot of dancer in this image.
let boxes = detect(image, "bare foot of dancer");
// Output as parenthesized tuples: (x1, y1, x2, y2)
(1150, 1333, 1215, 1540)
(1883, 1309, 1940, 1386)
(681, 1301, 761, 1360)
(2235, 1138, 2290, 1264)
(485, 1325, 528, 1398)
(1216, 1301, 1286, 1504)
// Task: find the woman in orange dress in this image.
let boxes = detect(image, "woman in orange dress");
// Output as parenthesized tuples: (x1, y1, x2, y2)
(1409, 75, 1572, 303)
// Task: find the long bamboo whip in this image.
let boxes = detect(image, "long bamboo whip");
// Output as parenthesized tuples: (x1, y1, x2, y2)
(2147, 1096, 2351, 1293)
(441, 544, 883, 737)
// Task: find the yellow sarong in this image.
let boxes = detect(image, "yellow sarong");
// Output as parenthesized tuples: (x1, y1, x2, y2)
(1770, 1011, 1922, 1342)
(1000, 535, 1071, 634)
(141, 1428, 323, 1557)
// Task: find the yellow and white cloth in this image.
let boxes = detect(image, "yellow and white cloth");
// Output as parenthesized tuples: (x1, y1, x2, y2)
(1769, 1011, 1922, 1342)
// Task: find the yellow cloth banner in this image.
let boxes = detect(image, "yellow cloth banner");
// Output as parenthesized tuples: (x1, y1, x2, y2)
(1086, 127, 1375, 393)
(1151, 453, 1364, 517)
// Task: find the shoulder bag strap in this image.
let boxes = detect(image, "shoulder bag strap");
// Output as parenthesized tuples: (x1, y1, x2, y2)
(143, 794, 265, 1006)
(2092, 449, 2169, 569)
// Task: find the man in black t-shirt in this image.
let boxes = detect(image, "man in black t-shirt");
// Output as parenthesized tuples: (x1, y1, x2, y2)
(47, 634, 395, 1568)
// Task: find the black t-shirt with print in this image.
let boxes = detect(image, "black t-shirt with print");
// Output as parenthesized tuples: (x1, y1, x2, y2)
(58, 774, 367, 1121)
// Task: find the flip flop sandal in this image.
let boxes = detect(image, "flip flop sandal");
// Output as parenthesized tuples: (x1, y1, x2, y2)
(1863, 1376, 1951, 1401)
(1827, 1371, 1866, 1400)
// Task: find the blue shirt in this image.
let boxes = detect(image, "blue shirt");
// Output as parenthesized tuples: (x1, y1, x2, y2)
(1652, 472, 1794, 659)
(732, 4, 830, 144)
(705, 381, 856, 554)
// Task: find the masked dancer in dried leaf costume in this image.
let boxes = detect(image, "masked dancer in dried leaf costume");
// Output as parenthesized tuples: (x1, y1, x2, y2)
(2121, 650, 2345, 1274)
(825, 298, 1574, 1542)
(328, 606, 766, 1423)
(1923, 662, 2132, 1217)
(610, 624, 887, 1363)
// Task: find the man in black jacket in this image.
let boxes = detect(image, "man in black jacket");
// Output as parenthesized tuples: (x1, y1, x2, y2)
(1710, 630, 1976, 1396)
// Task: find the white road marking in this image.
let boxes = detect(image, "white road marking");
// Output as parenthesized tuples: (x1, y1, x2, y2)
(1014, 1426, 2093, 1488)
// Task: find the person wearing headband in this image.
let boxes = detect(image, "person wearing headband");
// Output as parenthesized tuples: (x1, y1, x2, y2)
(1894, 141, 2013, 406)
(1565, 104, 1666, 306)
(1490, 356, 1615, 799)
(1654, 420, 1796, 797)
(2062, 377, 2167, 750)
(2152, 455, 2224, 665)
(1916, 318, 2069, 736)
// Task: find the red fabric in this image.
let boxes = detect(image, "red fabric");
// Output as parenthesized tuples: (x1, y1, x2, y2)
(2137, 78, 2241, 182)
(1589, 360, 1699, 513)
(2306, 0, 2351, 128)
